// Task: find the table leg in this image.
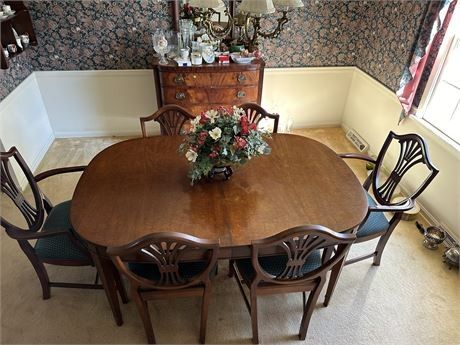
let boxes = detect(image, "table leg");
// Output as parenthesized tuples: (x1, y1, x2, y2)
(91, 250, 124, 326)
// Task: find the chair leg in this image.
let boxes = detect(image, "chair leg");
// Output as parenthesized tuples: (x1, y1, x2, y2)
(299, 278, 325, 340)
(132, 290, 156, 344)
(18, 241, 50, 299)
(199, 285, 211, 344)
(323, 257, 346, 307)
(373, 227, 396, 266)
(250, 289, 259, 344)
(113, 268, 129, 304)
(302, 292, 306, 311)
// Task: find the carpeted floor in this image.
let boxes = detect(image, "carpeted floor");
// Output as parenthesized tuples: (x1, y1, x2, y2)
(1, 128, 459, 344)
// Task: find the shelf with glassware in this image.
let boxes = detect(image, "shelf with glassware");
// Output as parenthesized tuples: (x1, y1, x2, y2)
(0, 1, 37, 70)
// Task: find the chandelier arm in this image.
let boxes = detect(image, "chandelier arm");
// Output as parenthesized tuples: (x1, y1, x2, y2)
(255, 11, 289, 39)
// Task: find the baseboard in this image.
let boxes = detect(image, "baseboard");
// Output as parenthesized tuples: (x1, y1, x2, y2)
(53, 130, 143, 138)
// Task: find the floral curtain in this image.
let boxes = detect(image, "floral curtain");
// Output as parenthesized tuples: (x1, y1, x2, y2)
(397, 0, 457, 123)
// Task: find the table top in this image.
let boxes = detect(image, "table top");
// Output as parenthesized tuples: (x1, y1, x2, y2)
(71, 134, 367, 249)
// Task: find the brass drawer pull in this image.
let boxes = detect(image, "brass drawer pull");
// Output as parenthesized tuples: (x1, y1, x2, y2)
(237, 74, 246, 83)
(175, 92, 186, 100)
(237, 91, 246, 99)
(173, 74, 185, 85)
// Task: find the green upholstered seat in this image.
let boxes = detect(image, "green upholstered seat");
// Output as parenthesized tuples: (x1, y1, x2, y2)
(34, 201, 89, 262)
(235, 249, 322, 280)
(129, 261, 210, 282)
(356, 192, 390, 238)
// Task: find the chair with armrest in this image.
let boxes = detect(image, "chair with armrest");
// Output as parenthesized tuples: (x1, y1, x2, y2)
(323, 131, 439, 306)
(0, 147, 103, 299)
(140, 105, 195, 137)
(230, 225, 356, 344)
(107, 232, 219, 344)
(238, 103, 280, 133)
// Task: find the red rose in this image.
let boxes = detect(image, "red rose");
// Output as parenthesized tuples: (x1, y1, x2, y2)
(197, 131, 208, 146)
(234, 136, 247, 150)
(209, 151, 219, 159)
(199, 115, 209, 124)
(249, 123, 257, 131)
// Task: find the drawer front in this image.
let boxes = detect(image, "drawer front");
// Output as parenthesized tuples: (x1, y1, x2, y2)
(160, 72, 211, 87)
(163, 86, 258, 105)
(211, 71, 260, 86)
(208, 87, 258, 104)
(163, 87, 209, 104)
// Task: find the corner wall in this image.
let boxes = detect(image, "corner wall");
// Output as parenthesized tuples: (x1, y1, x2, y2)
(0, 74, 54, 187)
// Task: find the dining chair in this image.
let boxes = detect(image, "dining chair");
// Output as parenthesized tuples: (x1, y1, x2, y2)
(230, 225, 356, 344)
(323, 131, 439, 306)
(107, 232, 219, 344)
(140, 104, 195, 137)
(238, 102, 280, 133)
(0, 147, 102, 299)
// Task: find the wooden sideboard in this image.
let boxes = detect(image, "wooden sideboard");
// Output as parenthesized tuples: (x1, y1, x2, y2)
(153, 59, 265, 116)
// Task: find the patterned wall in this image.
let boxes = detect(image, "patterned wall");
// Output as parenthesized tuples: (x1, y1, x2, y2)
(0, 0, 427, 102)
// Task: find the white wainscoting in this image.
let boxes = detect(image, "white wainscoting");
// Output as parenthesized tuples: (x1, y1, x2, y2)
(263, 67, 354, 130)
(342, 69, 460, 241)
(35, 70, 157, 138)
(0, 74, 54, 188)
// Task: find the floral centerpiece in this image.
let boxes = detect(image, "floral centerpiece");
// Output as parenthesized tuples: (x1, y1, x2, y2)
(179, 106, 272, 184)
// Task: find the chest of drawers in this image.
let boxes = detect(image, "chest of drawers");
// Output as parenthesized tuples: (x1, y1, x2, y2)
(153, 59, 265, 116)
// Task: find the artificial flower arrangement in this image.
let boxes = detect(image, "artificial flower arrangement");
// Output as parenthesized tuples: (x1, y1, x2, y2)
(179, 106, 272, 184)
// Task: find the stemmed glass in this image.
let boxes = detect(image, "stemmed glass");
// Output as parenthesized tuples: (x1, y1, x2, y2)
(152, 29, 163, 58)
(153, 31, 171, 65)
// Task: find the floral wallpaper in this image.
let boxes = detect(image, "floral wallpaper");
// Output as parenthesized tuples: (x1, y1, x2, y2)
(0, 0, 428, 102)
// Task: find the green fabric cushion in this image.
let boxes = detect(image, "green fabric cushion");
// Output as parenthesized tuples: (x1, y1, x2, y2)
(34, 200, 89, 262)
(235, 249, 322, 280)
(357, 192, 390, 238)
(129, 261, 210, 282)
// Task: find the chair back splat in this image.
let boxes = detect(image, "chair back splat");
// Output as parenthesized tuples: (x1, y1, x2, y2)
(140, 105, 195, 137)
(372, 131, 439, 206)
(238, 103, 280, 133)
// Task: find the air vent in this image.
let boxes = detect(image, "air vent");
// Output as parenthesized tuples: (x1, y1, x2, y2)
(346, 129, 369, 152)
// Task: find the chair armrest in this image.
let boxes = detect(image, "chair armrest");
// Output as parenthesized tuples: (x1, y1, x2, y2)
(369, 198, 415, 213)
(5, 227, 69, 241)
(34, 165, 86, 183)
(338, 153, 376, 163)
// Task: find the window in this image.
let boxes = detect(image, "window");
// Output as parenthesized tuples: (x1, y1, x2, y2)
(418, 6, 460, 147)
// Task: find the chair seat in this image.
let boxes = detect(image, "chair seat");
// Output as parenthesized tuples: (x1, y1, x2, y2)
(235, 250, 322, 281)
(129, 261, 209, 281)
(34, 201, 89, 262)
(357, 192, 390, 238)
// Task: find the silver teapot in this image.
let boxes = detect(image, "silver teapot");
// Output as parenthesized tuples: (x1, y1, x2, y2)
(416, 221, 446, 250)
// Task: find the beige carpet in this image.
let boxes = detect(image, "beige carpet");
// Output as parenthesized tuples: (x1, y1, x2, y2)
(1, 128, 459, 344)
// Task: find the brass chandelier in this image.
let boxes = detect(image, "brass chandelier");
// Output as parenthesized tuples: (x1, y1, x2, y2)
(187, 0, 304, 51)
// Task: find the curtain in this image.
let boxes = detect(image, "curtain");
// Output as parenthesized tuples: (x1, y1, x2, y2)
(397, 0, 457, 123)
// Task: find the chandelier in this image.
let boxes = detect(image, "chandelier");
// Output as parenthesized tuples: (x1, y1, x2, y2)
(187, 0, 304, 52)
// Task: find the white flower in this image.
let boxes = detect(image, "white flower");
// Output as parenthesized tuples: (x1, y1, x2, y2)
(206, 109, 218, 124)
(257, 145, 266, 154)
(185, 150, 198, 162)
(209, 127, 222, 140)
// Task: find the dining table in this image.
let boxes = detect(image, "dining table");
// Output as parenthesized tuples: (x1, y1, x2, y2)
(70, 133, 368, 326)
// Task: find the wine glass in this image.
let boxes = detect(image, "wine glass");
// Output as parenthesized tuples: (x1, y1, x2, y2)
(152, 28, 163, 58)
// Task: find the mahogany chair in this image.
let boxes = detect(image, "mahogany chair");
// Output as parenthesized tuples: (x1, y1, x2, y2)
(107, 232, 219, 344)
(140, 104, 195, 137)
(0, 147, 103, 299)
(231, 225, 356, 344)
(323, 131, 439, 306)
(238, 103, 280, 133)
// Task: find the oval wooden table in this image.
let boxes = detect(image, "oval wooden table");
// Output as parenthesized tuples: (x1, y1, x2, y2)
(71, 134, 368, 326)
